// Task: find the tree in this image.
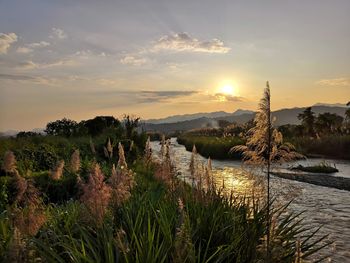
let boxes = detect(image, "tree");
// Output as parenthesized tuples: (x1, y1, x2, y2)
(82, 116, 120, 137)
(45, 118, 78, 137)
(315, 113, 344, 135)
(230, 81, 302, 260)
(297, 107, 315, 137)
(123, 115, 140, 139)
(345, 104, 350, 133)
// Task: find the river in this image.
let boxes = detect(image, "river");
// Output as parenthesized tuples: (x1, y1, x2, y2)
(151, 138, 350, 262)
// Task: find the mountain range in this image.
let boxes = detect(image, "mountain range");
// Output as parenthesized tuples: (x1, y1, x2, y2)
(1, 104, 348, 136)
(142, 105, 348, 134)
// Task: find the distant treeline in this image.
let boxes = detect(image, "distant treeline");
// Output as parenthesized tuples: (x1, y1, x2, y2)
(15, 115, 141, 138)
(177, 106, 350, 160)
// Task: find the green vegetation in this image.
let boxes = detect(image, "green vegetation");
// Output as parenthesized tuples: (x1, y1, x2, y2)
(287, 135, 350, 160)
(177, 135, 244, 159)
(0, 114, 329, 262)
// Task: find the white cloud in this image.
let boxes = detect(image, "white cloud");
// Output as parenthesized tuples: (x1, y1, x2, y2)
(0, 33, 18, 54)
(152, 33, 230, 53)
(316, 78, 350, 87)
(73, 50, 109, 59)
(120, 55, 147, 66)
(17, 47, 33, 54)
(17, 41, 50, 54)
(17, 59, 77, 69)
(28, 41, 50, 48)
(50, 28, 67, 39)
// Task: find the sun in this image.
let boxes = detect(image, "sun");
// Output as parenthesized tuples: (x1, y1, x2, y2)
(220, 84, 235, 95)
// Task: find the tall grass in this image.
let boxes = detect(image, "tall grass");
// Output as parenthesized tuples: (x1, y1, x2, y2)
(177, 135, 243, 159)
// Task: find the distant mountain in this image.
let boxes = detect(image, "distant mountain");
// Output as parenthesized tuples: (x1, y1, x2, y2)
(142, 106, 347, 134)
(145, 109, 255, 124)
(0, 128, 45, 137)
(313, 103, 348, 107)
(232, 109, 255, 116)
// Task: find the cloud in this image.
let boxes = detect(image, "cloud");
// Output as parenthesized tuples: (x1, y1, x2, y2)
(16, 47, 33, 54)
(92, 90, 198, 108)
(316, 78, 350, 87)
(73, 50, 108, 59)
(16, 59, 77, 69)
(152, 33, 230, 53)
(213, 93, 244, 102)
(137, 90, 197, 103)
(50, 28, 67, 39)
(28, 41, 50, 48)
(0, 73, 36, 80)
(17, 41, 50, 53)
(0, 33, 18, 54)
(120, 55, 147, 66)
(0, 73, 56, 85)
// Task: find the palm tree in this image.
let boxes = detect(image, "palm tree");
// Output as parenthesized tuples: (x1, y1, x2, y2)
(230, 81, 302, 260)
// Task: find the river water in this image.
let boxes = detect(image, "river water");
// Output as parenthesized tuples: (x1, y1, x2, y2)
(151, 138, 350, 262)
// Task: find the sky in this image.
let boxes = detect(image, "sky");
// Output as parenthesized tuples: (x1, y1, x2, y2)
(0, 0, 350, 131)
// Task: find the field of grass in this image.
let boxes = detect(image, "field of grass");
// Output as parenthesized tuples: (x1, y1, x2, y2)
(177, 135, 244, 160)
(0, 131, 328, 262)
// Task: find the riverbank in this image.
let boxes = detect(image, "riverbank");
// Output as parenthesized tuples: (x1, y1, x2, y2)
(271, 171, 350, 191)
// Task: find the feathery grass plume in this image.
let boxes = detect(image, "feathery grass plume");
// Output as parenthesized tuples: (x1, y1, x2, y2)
(108, 164, 133, 207)
(189, 145, 198, 187)
(106, 138, 113, 158)
(89, 137, 96, 155)
(173, 198, 195, 263)
(12, 204, 46, 237)
(117, 142, 127, 169)
(129, 140, 134, 152)
(160, 134, 166, 159)
(6, 227, 27, 263)
(103, 146, 109, 158)
(230, 82, 303, 259)
(2, 150, 16, 174)
(50, 160, 64, 180)
(80, 163, 112, 225)
(70, 149, 81, 173)
(205, 157, 214, 192)
(13, 170, 27, 204)
(144, 136, 152, 164)
(12, 171, 46, 237)
(154, 140, 176, 191)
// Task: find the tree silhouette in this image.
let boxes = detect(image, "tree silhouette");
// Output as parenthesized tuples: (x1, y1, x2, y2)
(123, 115, 140, 139)
(315, 113, 344, 135)
(45, 118, 78, 137)
(298, 107, 315, 137)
